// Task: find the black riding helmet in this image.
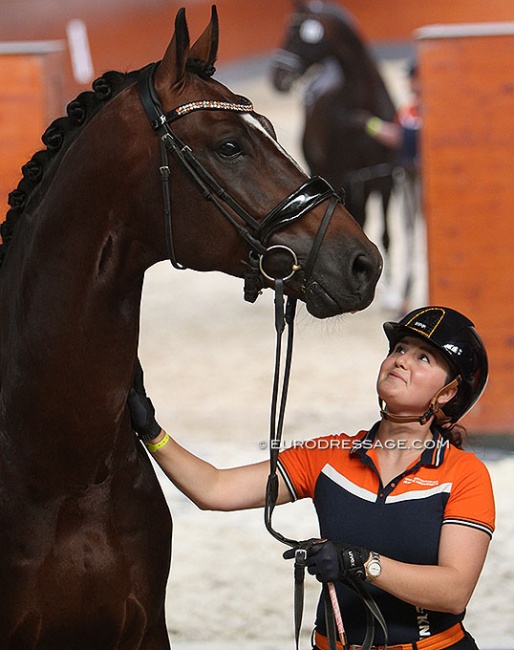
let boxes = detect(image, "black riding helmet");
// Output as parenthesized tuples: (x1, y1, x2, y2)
(382, 306, 488, 425)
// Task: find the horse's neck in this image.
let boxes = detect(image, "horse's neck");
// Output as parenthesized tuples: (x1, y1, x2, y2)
(331, 32, 395, 115)
(0, 139, 147, 465)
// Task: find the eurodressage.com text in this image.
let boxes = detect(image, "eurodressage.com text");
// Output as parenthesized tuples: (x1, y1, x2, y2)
(258, 438, 451, 451)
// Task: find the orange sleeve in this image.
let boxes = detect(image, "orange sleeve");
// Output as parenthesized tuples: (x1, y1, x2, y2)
(278, 434, 343, 500)
(443, 452, 495, 537)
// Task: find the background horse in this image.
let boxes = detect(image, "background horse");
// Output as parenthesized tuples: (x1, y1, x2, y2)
(0, 6, 381, 649)
(271, 0, 398, 255)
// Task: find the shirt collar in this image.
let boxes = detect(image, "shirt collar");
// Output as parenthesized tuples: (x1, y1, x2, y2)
(351, 423, 449, 468)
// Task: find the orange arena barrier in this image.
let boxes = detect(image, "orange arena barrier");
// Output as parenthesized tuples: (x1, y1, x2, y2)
(0, 42, 66, 239)
(418, 23, 514, 433)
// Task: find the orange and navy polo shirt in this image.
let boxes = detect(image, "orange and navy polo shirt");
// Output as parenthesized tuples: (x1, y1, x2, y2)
(277, 423, 495, 645)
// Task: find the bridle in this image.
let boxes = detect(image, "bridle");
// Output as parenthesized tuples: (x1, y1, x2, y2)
(137, 62, 386, 650)
(137, 62, 344, 303)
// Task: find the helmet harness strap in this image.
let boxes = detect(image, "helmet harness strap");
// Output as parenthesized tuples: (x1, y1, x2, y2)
(380, 376, 462, 426)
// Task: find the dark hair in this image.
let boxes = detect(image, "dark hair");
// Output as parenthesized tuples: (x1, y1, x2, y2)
(431, 362, 467, 449)
(433, 420, 466, 449)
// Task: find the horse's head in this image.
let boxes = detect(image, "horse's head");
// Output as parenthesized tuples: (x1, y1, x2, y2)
(272, 1, 329, 92)
(128, 6, 381, 318)
(271, 1, 361, 93)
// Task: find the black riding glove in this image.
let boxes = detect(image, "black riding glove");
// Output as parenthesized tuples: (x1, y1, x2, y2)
(127, 360, 162, 442)
(284, 539, 369, 583)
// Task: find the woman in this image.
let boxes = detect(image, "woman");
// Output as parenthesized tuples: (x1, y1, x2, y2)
(129, 305, 494, 649)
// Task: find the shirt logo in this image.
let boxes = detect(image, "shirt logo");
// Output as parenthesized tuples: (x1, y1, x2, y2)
(403, 476, 439, 487)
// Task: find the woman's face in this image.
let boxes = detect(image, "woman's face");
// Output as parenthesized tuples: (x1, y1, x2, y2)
(376, 335, 453, 417)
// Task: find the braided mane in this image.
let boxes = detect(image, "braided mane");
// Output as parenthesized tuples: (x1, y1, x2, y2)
(0, 67, 141, 269)
(0, 56, 216, 270)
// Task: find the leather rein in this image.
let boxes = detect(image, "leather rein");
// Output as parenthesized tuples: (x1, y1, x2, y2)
(137, 62, 386, 650)
(264, 287, 388, 650)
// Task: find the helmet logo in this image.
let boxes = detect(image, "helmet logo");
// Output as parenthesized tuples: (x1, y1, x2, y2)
(413, 320, 427, 330)
(444, 343, 463, 357)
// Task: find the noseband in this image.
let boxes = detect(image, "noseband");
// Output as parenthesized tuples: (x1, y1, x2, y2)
(137, 63, 344, 302)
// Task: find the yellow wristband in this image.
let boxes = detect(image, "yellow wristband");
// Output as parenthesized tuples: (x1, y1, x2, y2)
(365, 116, 383, 136)
(145, 432, 170, 453)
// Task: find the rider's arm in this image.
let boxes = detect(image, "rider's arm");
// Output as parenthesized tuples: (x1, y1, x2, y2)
(372, 524, 490, 614)
(128, 362, 293, 511)
(309, 525, 489, 615)
(146, 429, 293, 511)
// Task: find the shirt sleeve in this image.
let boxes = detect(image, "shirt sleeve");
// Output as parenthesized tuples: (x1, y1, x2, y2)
(277, 433, 348, 501)
(443, 452, 496, 538)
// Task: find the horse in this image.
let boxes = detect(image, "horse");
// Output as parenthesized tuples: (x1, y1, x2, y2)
(0, 6, 381, 648)
(271, 0, 398, 255)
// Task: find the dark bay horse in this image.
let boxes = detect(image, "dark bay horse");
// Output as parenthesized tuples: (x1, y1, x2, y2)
(0, 6, 381, 649)
(271, 0, 398, 253)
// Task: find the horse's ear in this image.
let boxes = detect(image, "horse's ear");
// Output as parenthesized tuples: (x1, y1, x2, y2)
(155, 7, 190, 88)
(189, 5, 219, 65)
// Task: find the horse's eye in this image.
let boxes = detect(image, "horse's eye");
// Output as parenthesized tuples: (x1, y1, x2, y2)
(218, 140, 242, 158)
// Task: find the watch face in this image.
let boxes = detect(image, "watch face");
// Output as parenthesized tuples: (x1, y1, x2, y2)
(368, 561, 381, 577)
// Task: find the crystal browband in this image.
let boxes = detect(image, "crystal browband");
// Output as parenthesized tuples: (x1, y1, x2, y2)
(165, 100, 255, 122)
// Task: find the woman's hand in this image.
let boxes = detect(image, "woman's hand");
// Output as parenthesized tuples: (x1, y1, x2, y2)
(128, 359, 162, 442)
(284, 539, 370, 582)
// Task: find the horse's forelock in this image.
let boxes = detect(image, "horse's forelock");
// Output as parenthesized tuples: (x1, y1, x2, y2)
(186, 57, 216, 79)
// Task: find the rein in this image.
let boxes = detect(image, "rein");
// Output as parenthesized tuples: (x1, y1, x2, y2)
(137, 63, 342, 303)
(266, 285, 388, 650)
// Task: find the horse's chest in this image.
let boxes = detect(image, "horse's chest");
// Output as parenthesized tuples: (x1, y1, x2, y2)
(0, 493, 148, 647)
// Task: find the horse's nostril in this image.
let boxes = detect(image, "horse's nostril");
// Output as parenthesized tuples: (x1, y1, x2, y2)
(352, 253, 381, 284)
(353, 254, 369, 278)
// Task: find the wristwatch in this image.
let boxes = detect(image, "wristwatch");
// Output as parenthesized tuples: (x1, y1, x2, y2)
(365, 551, 382, 582)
